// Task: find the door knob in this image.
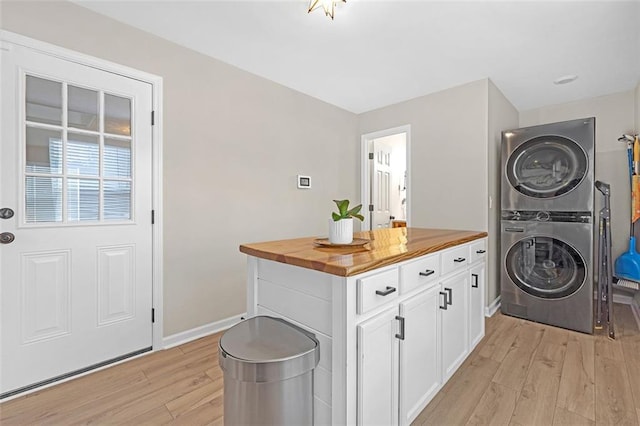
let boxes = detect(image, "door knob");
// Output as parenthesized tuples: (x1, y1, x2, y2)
(0, 208, 14, 219)
(0, 232, 15, 244)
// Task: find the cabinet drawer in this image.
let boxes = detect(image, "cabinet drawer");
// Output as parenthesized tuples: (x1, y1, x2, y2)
(441, 245, 469, 276)
(469, 239, 487, 264)
(357, 268, 399, 314)
(399, 253, 439, 294)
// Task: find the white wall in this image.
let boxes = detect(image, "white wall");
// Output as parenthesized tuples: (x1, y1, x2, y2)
(520, 90, 636, 261)
(487, 80, 519, 306)
(359, 80, 489, 232)
(0, 1, 359, 336)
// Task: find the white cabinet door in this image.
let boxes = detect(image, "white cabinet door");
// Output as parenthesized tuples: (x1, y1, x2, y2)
(469, 263, 485, 349)
(440, 270, 469, 381)
(399, 286, 441, 426)
(357, 306, 399, 426)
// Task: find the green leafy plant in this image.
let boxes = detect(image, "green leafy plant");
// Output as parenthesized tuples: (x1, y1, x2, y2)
(332, 199, 364, 222)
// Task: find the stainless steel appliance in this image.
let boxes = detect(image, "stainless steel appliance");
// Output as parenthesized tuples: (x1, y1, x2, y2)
(500, 211, 593, 333)
(501, 117, 595, 212)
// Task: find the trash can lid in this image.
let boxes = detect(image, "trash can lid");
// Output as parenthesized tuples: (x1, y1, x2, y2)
(220, 316, 318, 362)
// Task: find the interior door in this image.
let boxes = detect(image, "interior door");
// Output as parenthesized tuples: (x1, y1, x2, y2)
(1, 42, 154, 397)
(371, 140, 392, 229)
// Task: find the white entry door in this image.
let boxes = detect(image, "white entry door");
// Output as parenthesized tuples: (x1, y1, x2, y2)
(371, 140, 392, 229)
(1, 42, 154, 397)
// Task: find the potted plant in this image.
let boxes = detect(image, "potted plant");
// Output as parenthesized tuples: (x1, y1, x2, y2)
(329, 199, 364, 244)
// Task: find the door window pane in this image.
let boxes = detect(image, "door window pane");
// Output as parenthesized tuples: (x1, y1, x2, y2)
(104, 94, 131, 136)
(104, 181, 131, 220)
(26, 76, 62, 125)
(25, 176, 62, 223)
(67, 179, 99, 221)
(26, 127, 63, 174)
(104, 138, 131, 178)
(68, 85, 99, 131)
(67, 133, 99, 176)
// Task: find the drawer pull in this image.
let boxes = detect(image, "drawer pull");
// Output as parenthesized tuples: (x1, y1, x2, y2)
(445, 287, 453, 305)
(454, 257, 466, 263)
(472, 273, 479, 288)
(476, 249, 486, 254)
(395, 315, 405, 340)
(375, 286, 396, 296)
(419, 269, 435, 277)
(439, 292, 448, 310)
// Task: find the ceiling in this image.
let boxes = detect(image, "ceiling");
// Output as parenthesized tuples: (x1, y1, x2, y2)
(73, 0, 640, 114)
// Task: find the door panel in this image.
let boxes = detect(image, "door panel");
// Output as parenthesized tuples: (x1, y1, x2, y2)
(399, 286, 441, 425)
(441, 271, 469, 381)
(372, 140, 392, 229)
(357, 306, 399, 426)
(1, 42, 153, 396)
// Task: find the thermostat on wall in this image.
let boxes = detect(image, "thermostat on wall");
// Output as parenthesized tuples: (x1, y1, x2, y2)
(297, 175, 311, 189)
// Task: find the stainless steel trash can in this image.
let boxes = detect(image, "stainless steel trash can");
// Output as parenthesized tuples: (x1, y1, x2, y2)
(219, 316, 320, 426)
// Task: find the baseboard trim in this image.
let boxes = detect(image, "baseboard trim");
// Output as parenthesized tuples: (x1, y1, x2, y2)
(485, 296, 501, 317)
(163, 313, 246, 349)
(613, 293, 634, 305)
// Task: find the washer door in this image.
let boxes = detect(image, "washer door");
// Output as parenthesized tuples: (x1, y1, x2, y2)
(506, 136, 588, 198)
(505, 236, 586, 299)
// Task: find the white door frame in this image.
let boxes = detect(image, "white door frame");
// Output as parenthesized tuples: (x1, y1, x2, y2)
(361, 125, 411, 231)
(0, 30, 165, 351)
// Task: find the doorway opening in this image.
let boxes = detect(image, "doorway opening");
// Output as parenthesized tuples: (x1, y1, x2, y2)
(361, 125, 410, 231)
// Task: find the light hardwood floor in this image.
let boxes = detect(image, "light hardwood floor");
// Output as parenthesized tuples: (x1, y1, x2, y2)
(1, 304, 639, 425)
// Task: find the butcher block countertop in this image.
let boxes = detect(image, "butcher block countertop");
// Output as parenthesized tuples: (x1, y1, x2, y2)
(239, 227, 487, 277)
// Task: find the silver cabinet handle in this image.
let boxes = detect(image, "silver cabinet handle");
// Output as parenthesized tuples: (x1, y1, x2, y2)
(419, 269, 435, 277)
(445, 287, 452, 305)
(376, 286, 396, 296)
(0, 232, 15, 244)
(472, 273, 479, 288)
(439, 292, 448, 310)
(395, 315, 405, 340)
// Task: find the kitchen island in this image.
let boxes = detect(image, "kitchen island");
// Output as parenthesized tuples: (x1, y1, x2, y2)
(240, 227, 488, 425)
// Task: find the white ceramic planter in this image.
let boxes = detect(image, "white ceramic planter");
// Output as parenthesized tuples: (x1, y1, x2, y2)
(329, 218, 353, 244)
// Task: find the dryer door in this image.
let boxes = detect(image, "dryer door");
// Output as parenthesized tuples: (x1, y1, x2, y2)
(506, 136, 588, 198)
(505, 236, 586, 299)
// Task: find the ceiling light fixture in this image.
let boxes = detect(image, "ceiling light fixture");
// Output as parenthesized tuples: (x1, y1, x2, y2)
(553, 74, 578, 85)
(308, 0, 346, 20)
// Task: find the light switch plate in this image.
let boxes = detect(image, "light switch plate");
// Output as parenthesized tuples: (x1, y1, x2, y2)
(297, 175, 311, 189)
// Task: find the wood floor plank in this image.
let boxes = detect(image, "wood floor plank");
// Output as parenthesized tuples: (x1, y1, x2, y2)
(421, 360, 493, 425)
(595, 353, 637, 425)
(492, 321, 545, 391)
(509, 338, 566, 425)
(166, 400, 221, 425)
(479, 314, 523, 362)
(0, 370, 149, 424)
(126, 405, 175, 425)
(165, 377, 223, 418)
(553, 406, 595, 426)
(621, 335, 640, 415)
(466, 381, 519, 426)
(556, 333, 596, 421)
(3, 307, 638, 425)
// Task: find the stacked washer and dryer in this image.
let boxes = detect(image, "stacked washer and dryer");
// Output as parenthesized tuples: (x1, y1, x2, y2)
(500, 117, 595, 334)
